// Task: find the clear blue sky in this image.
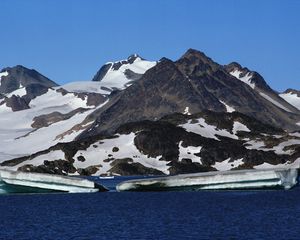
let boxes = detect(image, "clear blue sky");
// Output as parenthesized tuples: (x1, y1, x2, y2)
(0, 0, 299, 91)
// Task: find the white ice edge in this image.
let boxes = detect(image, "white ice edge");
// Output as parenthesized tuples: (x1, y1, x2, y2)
(117, 168, 298, 191)
(0, 169, 102, 193)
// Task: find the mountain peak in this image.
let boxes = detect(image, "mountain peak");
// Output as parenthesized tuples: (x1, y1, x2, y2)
(175, 49, 220, 75)
(0, 65, 58, 94)
(224, 62, 243, 71)
(127, 54, 143, 63)
(181, 48, 215, 63)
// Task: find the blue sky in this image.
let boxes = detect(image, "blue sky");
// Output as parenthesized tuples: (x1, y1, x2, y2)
(0, 0, 299, 91)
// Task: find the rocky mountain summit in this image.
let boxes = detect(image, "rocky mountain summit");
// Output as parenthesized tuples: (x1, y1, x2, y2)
(80, 49, 300, 139)
(0, 49, 299, 176)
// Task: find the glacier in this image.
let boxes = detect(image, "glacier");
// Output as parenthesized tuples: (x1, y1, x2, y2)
(116, 168, 299, 191)
(0, 169, 107, 194)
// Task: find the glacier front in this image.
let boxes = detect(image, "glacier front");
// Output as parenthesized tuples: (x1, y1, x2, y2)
(116, 168, 299, 191)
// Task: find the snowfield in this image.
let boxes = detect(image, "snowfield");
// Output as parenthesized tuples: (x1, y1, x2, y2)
(61, 57, 156, 95)
(60, 81, 106, 94)
(96, 56, 156, 93)
(279, 92, 300, 110)
(0, 89, 109, 162)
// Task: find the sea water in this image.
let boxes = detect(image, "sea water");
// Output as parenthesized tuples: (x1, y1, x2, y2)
(0, 177, 300, 239)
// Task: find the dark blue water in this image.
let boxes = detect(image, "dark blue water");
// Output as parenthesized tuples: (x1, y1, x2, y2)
(1, 178, 300, 240)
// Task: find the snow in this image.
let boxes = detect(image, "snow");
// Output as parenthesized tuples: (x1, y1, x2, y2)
(60, 81, 107, 95)
(219, 100, 235, 113)
(183, 107, 191, 115)
(0, 93, 109, 162)
(232, 121, 250, 134)
(279, 92, 300, 110)
(178, 141, 202, 163)
(98, 57, 156, 93)
(259, 92, 292, 112)
(245, 137, 300, 155)
(73, 133, 170, 175)
(230, 70, 255, 89)
(255, 158, 300, 170)
(6, 87, 27, 98)
(180, 118, 238, 140)
(244, 140, 266, 150)
(0, 71, 9, 83)
(212, 158, 244, 171)
(290, 132, 300, 138)
(29, 88, 90, 113)
(116, 168, 298, 191)
(0, 103, 12, 113)
(0, 108, 95, 161)
(10, 150, 65, 171)
(60, 58, 156, 96)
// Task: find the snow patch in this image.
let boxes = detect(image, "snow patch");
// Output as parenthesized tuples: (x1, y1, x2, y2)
(183, 107, 191, 115)
(232, 121, 250, 134)
(230, 70, 255, 89)
(212, 158, 244, 171)
(245, 138, 300, 155)
(0, 71, 8, 82)
(255, 158, 300, 170)
(6, 87, 27, 98)
(220, 100, 235, 113)
(180, 118, 238, 140)
(178, 141, 202, 163)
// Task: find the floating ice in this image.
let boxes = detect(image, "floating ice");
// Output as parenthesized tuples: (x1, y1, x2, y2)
(117, 167, 298, 191)
(0, 169, 107, 193)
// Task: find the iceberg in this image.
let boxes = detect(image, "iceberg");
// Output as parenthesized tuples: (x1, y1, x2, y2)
(116, 168, 299, 191)
(0, 169, 108, 194)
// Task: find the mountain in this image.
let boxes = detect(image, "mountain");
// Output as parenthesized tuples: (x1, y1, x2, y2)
(0, 65, 57, 95)
(0, 66, 107, 161)
(58, 54, 156, 97)
(0, 65, 59, 111)
(0, 49, 299, 176)
(79, 49, 300, 139)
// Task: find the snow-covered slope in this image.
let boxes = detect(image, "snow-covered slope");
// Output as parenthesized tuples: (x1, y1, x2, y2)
(226, 63, 298, 114)
(280, 90, 300, 110)
(61, 55, 156, 95)
(60, 81, 104, 94)
(230, 69, 255, 89)
(0, 88, 108, 161)
(92, 54, 156, 94)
